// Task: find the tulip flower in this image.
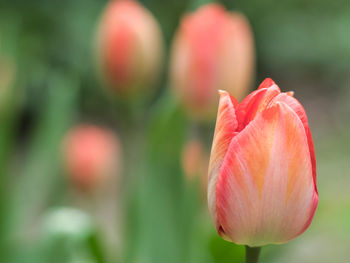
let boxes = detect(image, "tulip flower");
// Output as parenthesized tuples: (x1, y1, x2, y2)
(208, 79, 318, 253)
(96, 0, 164, 97)
(170, 4, 255, 120)
(62, 124, 121, 190)
(181, 139, 209, 197)
(181, 139, 206, 180)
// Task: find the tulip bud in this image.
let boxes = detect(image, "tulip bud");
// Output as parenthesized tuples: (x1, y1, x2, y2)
(170, 4, 255, 120)
(62, 124, 121, 191)
(182, 139, 205, 179)
(181, 139, 209, 195)
(96, 0, 164, 97)
(208, 78, 318, 247)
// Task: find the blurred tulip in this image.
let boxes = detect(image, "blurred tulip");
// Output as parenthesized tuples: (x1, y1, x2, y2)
(208, 78, 318, 247)
(62, 124, 121, 190)
(181, 138, 208, 194)
(96, 0, 164, 97)
(182, 139, 205, 179)
(170, 4, 255, 120)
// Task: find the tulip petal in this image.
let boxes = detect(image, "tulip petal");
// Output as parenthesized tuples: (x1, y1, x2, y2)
(236, 82, 280, 130)
(215, 102, 317, 246)
(270, 93, 317, 187)
(208, 90, 238, 230)
(257, 78, 277, 90)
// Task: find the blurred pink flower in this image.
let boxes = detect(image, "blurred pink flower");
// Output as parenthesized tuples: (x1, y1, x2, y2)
(170, 4, 255, 120)
(181, 139, 209, 196)
(62, 124, 121, 190)
(208, 78, 318, 246)
(96, 0, 164, 97)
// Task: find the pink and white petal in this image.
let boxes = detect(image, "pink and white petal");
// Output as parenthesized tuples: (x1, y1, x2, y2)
(270, 93, 317, 187)
(257, 78, 277, 90)
(208, 90, 238, 229)
(215, 102, 317, 246)
(236, 85, 280, 130)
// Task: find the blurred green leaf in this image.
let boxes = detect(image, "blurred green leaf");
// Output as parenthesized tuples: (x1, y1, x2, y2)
(38, 207, 107, 263)
(209, 234, 244, 263)
(10, 72, 79, 248)
(124, 92, 189, 263)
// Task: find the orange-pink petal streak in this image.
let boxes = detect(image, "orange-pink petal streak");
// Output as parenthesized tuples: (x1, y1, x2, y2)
(270, 93, 317, 188)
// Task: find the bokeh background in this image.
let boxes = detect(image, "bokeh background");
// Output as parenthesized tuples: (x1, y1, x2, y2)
(0, 0, 350, 262)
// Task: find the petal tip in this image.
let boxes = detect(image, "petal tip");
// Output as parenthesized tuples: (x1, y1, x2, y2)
(218, 89, 239, 108)
(218, 89, 228, 96)
(258, 78, 277, 90)
(286, 91, 294, 97)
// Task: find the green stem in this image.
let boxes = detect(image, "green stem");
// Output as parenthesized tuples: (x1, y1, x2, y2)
(245, 246, 261, 263)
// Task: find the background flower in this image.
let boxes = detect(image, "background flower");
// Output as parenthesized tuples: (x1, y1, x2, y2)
(96, 0, 164, 98)
(170, 4, 255, 120)
(62, 124, 121, 191)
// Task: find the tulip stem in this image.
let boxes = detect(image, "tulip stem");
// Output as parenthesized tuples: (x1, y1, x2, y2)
(245, 246, 261, 263)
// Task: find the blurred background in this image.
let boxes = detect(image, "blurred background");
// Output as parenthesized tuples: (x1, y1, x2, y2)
(0, 0, 349, 262)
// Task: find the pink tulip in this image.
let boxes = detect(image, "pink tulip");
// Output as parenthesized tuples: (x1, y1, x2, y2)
(96, 0, 164, 96)
(181, 139, 207, 180)
(181, 139, 209, 196)
(208, 78, 318, 247)
(62, 124, 121, 190)
(170, 4, 255, 120)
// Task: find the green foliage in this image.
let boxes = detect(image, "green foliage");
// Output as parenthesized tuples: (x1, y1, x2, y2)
(209, 235, 244, 263)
